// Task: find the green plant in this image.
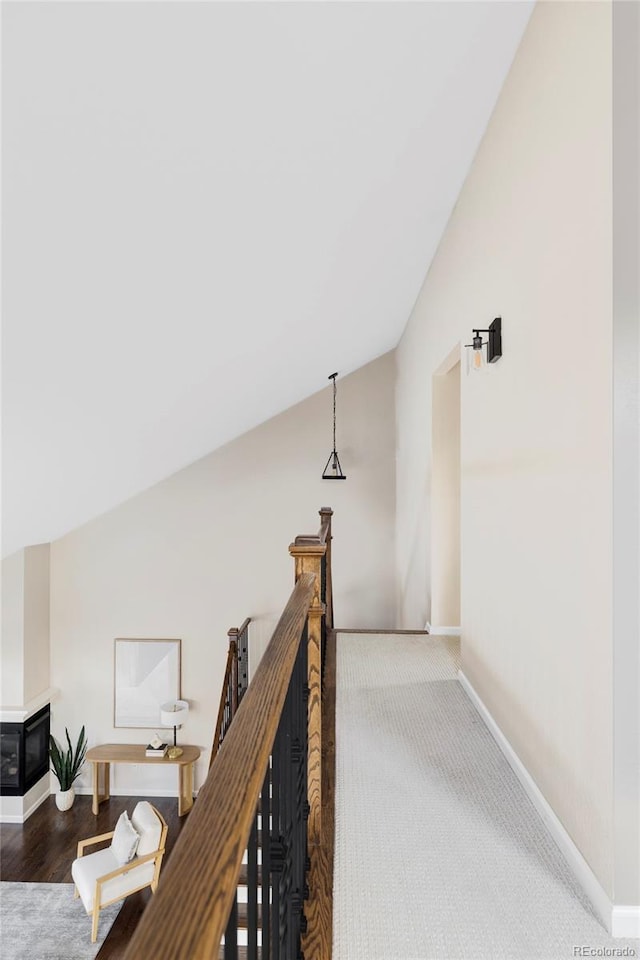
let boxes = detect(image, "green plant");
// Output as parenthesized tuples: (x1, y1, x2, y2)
(49, 726, 87, 791)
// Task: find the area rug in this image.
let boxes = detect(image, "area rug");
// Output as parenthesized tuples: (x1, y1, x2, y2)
(0, 882, 122, 960)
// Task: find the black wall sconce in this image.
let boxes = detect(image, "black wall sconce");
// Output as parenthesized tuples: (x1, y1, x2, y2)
(466, 317, 502, 371)
(322, 372, 346, 480)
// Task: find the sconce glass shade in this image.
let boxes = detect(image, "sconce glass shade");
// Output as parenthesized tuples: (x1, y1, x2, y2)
(466, 317, 502, 373)
(471, 334, 484, 372)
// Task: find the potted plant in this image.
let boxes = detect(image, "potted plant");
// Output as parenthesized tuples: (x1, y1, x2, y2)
(49, 726, 87, 811)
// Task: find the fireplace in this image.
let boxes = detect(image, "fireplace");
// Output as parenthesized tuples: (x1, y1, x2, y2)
(0, 704, 50, 797)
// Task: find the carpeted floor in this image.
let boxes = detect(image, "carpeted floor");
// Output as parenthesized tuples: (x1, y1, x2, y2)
(333, 632, 639, 960)
(0, 882, 121, 960)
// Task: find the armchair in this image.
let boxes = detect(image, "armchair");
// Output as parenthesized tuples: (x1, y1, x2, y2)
(71, 801, 168, 942)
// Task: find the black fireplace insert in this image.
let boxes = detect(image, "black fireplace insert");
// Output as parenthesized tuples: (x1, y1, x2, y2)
(0, 704, 50, 797)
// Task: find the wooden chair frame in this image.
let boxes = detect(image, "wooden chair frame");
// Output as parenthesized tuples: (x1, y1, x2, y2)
(73, 804, 168, 942)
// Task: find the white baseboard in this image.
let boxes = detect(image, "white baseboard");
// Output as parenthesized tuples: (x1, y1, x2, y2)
(458, 669, 638, 938)
(425, 622, 461, 636)
(611, 906, 640, 939)
(22, 785, 51, 822)
(0, 777, 50, 823)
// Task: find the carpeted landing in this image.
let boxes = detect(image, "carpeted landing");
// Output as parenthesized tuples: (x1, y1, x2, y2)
(0, 882, 121, 960)
(333, 632, 638, 960)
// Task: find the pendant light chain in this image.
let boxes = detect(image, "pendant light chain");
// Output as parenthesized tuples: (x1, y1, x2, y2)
(332, 374, 337, 453)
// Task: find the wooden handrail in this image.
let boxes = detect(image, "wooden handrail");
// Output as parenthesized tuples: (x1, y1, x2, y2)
(227, 616, 251, 640)
(294, 505, 332, 546)
(123, 573, 316, 960)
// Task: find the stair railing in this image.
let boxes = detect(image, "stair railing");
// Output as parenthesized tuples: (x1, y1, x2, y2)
(123, 508, 333, 960)
(234, 617, 251, 703)
(210, 618, 251, 769)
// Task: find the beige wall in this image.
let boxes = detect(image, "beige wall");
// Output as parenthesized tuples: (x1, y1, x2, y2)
(1, 544, 50, 707)
(1, 551, 25, 705)
(396, 1, 614, 896)
(431, 356, 461, 628)
(50, 353, 396, 793)
(23, 544, 50, 705)
(612, 0, 640, 906)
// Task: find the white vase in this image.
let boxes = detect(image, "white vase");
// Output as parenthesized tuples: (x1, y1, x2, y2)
(56, 787, 75, 811)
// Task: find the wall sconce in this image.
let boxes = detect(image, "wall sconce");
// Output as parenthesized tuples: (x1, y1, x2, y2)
(322, 372, 346, 480)
(465, 317, 502, 371)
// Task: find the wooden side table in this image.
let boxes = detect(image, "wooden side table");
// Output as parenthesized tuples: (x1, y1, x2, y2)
(86, 743, 201, 817)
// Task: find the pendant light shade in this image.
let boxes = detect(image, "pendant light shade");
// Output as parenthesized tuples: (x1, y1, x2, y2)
(322, 373, 346, 480)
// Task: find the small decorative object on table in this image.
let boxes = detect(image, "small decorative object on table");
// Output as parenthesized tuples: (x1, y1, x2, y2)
(145, 734, 168, 758)
(49, 725, 87, 811)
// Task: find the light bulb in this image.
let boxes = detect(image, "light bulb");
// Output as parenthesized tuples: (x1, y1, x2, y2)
(472, 334, 484, 371)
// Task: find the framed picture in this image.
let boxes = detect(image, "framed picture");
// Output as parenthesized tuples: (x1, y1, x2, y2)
(114, 638, 181, 728)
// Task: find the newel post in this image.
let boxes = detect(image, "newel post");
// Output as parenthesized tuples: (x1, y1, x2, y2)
(319, 507, 333, 631)
(289, 538, 325, 846)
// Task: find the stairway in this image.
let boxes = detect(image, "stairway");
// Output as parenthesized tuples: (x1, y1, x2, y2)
(219, 823, 265, 959)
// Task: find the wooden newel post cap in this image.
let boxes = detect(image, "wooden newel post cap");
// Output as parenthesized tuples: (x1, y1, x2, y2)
(289, 540, 326, 555)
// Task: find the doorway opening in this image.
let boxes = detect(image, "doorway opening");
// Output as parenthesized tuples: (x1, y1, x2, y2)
(430, 350, 461, 633)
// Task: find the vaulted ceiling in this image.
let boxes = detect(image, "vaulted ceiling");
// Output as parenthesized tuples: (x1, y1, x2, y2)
(2, 1, 533, 556)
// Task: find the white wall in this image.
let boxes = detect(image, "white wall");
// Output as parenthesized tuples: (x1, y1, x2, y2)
(1, 544, 50, 707)
(23, 544, 50, 705)
(396, 1, 614, 897)
(50, 353, 396, 794)
(1, 551, 25, 705)
(612, 0, 640, 907)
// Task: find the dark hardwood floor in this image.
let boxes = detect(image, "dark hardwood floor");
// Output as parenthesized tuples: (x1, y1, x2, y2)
(0, 794, 188, 958)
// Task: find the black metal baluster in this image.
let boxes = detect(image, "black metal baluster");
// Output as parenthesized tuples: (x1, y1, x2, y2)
(303, 626, 309, 914)
(280, 687, 291, 960)
(261, 763, 271, 960)
(270, 717, 282, 960)
(219, 618, 311, 960)
(283, 680, 294, 960)
(296, 632, 308, 958)
(239, 622, 249, 702)
(301, 632, 310, 941)
(292, 641, 302, 960)
(247, 807, 259, 960)
(224, 894, 238, 960)
(320, 554, 327, 682)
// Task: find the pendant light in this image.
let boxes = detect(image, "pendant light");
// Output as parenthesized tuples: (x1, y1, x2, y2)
(322, 372, 346, 480)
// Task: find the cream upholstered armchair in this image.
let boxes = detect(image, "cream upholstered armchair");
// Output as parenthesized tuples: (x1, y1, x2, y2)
(71, 801, 168, 942)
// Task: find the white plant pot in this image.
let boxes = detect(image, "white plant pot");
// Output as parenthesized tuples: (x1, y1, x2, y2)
(56, 787, 75, 811)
